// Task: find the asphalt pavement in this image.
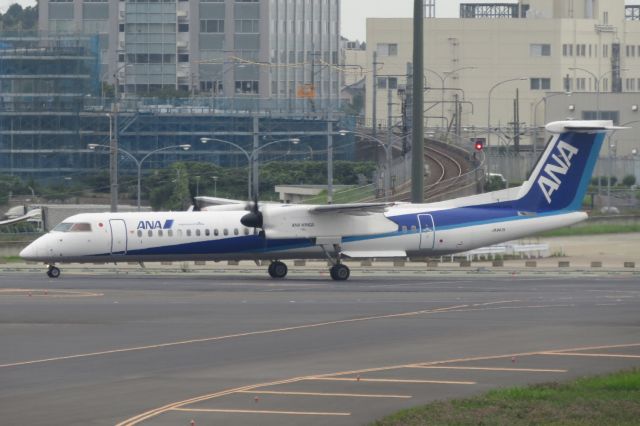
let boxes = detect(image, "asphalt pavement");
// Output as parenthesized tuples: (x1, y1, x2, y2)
(1, 271, 640, 426)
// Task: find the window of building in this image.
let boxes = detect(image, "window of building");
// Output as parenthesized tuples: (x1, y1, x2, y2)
(377, 43, 398, 56)
(530, 78, 551, 90)
(178, 23, 189, 32)
(235, 19, 259, 33)
(235, 80, 259, 94)
(377, 77, 387, 89)
(530, 43, 551, 56)
(603, 44, 609, 57)
(582, 110, 618, 124)
(119, 23, 124, 32)
(562, 44, 573, 56)
(178, 54, 189, 63)
(577, 44, 586, 56)
(118, 54, 125, 63)
(576, 77, 586, 91)
(200, 19, 225, 33)
(626, 78, 636, 91)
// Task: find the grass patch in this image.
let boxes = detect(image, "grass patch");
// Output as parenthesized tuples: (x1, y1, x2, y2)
(372, 368, 640, 426)
(0, 256, 23, 263)
(536, 223, 640, 237)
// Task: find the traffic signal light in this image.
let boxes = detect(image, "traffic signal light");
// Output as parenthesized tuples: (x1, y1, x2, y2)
(474, 139, 484, 151)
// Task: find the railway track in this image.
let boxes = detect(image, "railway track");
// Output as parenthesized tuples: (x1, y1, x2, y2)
(392, 139, 478, 202)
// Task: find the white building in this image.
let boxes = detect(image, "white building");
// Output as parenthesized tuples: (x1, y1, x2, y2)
(365, 0, 640, 157)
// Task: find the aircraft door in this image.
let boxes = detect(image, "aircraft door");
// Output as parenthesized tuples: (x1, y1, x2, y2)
(418, 214, 435, 250)
(109, 219, 128, 255)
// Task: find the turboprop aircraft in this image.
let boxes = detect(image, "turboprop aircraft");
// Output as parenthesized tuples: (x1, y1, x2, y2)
(20, 120, 619, 280)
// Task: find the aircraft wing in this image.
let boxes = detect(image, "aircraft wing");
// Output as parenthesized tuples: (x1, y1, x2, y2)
(309, 203, 393, 216)
(0, 209, 41, 226)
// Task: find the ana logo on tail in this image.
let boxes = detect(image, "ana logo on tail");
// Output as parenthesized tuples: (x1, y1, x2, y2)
(536, 140, 579, 204)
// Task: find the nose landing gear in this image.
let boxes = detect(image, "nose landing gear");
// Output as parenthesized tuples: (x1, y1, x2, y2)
(46, 265, 61, 279)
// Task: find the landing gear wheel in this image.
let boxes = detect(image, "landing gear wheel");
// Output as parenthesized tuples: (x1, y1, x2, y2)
(47, 265, 60, 279)
(330, 264, 350, 281)
(268, 261, 288, 279)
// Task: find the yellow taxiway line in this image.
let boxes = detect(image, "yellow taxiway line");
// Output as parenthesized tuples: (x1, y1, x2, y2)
(309, 377, 476, 385)
(237, 390, 412, 398)
(172, 407, 350, 416)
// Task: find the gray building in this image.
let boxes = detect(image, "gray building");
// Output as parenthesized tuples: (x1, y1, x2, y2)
(38, 0, 342, 107)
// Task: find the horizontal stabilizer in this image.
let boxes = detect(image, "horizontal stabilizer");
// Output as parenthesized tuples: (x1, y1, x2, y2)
(546, 120, 628, 134)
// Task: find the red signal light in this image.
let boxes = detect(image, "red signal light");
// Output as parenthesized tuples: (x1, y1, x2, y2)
(474, 139, 484, 151)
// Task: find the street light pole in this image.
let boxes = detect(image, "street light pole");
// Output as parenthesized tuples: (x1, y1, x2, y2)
(487, 77, 527, 174)
(532, 92, 571, 156)
(200, 137, 300, 199)
(89, 144, 191, 211)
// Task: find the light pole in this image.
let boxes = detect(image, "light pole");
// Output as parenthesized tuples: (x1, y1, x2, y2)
(212, 176, 218, 197)
(109, 63, 130, 213)
(532, 92, 571, 155)
(88, 143, 191, 211)
(424, 66, 477, 129)
(568, 67, 627, 119)
(487, 77, 527, 174)
(339, 130, 402, 201)
(606, 120, 640, 214)
(200, 137, 300, 199)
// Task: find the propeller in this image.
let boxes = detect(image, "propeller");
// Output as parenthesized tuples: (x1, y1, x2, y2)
(191, 196, 201, 212)
(240, 193, 263, 229)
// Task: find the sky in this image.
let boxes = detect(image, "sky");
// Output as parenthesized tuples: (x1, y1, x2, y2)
(0, 0, 492, 40)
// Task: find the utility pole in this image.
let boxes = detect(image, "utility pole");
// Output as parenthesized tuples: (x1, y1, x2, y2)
(372, 51, 379, 135)
(386, 83, 393, 200)
(411, 0, 425, 203)
(252, 116, 259, 198)
(110, 75, 119, 213)
(327, 117, 334, 204)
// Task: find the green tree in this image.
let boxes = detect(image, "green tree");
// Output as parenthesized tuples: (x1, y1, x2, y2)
(622, 174, 637, 187)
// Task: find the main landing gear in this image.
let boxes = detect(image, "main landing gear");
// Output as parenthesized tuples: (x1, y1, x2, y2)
(46, 265, 61, 279)
(329, 263, 350, 281)
(268, 261, 288, 279)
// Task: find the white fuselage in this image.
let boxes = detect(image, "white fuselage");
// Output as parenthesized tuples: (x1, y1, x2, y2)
(19, 206, 587, 264)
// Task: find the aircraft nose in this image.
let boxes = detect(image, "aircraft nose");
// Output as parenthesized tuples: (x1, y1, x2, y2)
(19, 241, 39, 260)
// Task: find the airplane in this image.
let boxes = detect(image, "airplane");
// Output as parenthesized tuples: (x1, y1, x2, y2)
(20, 120, 619, 280)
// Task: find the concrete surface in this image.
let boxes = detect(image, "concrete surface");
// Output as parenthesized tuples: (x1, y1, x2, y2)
(0, 271, 639, 426)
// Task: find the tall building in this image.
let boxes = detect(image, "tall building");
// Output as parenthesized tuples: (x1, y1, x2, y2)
(365, 0, 640, 157)
(38, 0, 342, 107)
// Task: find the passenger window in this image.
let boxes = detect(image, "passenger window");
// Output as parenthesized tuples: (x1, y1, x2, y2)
(158, 229, 163, 237)
(402, 226, 408, 232)
(186, 230, 192, 237)
(168, 230, 173, 237)
(137, 230, 143, 237)
(196, 229, 201, 237)
(214, 229, 219, 237)
(244, 228, 250, 236)
(177, 229, 183, 237)
(223, 229, 228, 236)
(234, 228, 239, 236)
(410, 225, 417, 231)
(205, 229, 210, 237)
(148, 230, 153, 237)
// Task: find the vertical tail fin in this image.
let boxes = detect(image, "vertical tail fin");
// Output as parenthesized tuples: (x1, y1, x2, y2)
(515, 121, 622, 213)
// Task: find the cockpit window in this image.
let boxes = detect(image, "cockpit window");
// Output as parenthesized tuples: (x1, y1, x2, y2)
(52, 223, 73, 232)
(52, 222, 92, 232)
(70, 223, 92, 232)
